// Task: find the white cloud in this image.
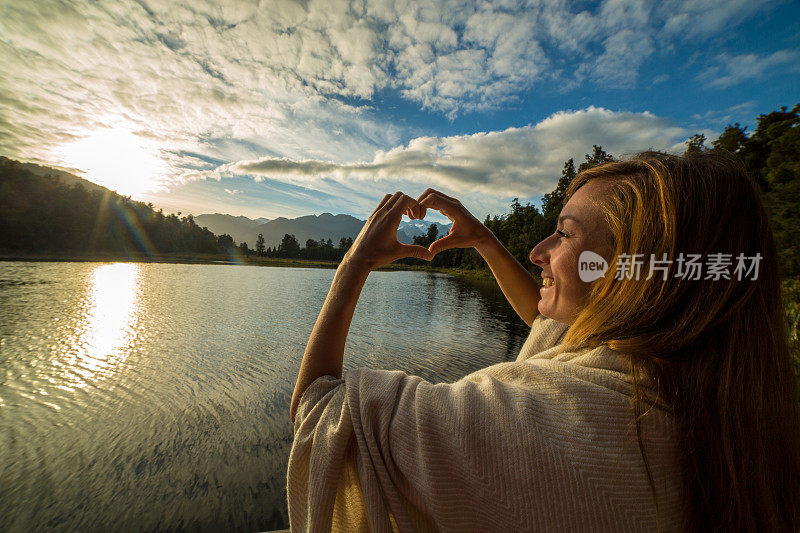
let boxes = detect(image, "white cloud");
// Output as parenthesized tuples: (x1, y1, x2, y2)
(0, 0, 788, 211)
(658, 0, 782, 38)
(221, 106, 689, 198)
(697, 49, 800, 88)
(592, 29, 654, 88)
(690, 101, 757, 126)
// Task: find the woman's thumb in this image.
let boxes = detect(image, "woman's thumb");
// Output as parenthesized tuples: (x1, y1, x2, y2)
(428, 234, 459, 255)
(399, 244, 433, 261)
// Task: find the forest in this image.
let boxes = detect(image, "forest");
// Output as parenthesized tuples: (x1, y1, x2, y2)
(0, 157, 239, 259)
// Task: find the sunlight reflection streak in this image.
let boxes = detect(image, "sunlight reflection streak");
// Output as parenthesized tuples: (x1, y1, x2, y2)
(72, 263, 142, 387)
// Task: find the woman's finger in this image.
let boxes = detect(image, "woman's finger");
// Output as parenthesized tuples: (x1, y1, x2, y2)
(389, 193, 423, 218)
(418, 194, 456, 219)
(428, 233, 463, 255)
(417, 188, 458, 204)
(410, 202, 425, 219)
(371, 193, 393, 218)
(407, 202, 425, 220)
(383, 191, 407, 215)
(395, 243, 433, 261)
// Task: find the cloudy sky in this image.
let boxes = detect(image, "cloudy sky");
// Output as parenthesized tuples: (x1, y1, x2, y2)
(1, 0, 798, 223)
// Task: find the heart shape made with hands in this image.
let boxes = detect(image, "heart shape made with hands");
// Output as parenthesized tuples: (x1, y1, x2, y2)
(350, 189, 487, 271)
(403, 188, 488, 257)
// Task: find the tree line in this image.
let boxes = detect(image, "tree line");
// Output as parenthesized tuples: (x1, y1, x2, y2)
(0, 158, 238, 257)
(248, 234, 355, 261)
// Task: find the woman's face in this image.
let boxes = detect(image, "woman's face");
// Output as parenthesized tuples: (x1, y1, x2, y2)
(530, 179, 614, 325)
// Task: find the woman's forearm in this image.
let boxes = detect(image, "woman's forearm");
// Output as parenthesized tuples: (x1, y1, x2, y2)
(476, 233, 541, 327)
(289, 262, 369, 423)
(289, 192, 432, 424)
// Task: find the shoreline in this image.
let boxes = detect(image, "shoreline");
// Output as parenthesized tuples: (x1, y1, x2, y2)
(0, 251, 497, 280)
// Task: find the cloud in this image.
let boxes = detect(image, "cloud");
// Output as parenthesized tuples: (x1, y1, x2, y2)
(220, 106, 689, 197)
(659, 0, 782, 38)
(0, 0, 403, 191)
(690, 101, 757, 126)
(0, 0, 788, 214)
(697, 49, 800, 88)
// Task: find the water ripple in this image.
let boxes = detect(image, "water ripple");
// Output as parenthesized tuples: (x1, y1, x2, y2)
(0, 261, 529, 531)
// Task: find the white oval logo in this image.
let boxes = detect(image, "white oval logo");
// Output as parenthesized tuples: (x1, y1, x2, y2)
(578, 250, 608, 282)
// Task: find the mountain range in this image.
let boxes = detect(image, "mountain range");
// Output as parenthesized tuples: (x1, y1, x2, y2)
(194, 212, 451, 249)
(0, 155, 452, 249)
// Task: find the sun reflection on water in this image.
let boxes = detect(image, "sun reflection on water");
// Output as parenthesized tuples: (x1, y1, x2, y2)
(72, 263, 143, 385)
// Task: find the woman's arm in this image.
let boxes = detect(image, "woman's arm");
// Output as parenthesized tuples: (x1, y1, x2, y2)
(474, 232, 541, 327)
(414, 189, 541, 327)
(289, 263, 367, 424)
(289, 192, 432, 424)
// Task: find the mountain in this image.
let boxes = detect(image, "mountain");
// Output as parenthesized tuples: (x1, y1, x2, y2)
(194, 213, 269, 242)
(243, 212, 417, 248)
(399, 219, 452, 238)
(0, 156, 225, 256)
(1, 154, 456, 255)
(195, 212, 451, 249)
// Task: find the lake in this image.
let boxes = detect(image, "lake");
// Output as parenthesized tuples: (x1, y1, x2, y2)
(0, 261, 530, 531)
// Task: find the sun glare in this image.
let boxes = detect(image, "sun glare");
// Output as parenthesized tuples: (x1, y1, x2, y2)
(63, 263, 143, 388)
(57, 127, 166, 197)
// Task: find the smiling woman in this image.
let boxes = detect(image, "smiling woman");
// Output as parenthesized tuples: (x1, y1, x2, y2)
(55, 126, 166, 197)
(287, 153, 800, 532)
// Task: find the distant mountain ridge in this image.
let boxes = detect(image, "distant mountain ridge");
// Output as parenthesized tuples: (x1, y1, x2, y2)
(195, 212, 451, 248)
(193, 213, 271, 241)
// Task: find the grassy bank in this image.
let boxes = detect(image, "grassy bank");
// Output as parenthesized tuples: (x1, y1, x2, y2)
(0, 250, 497, 276)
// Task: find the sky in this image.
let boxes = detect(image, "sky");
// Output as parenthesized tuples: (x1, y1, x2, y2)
(1, 0, 798, 224)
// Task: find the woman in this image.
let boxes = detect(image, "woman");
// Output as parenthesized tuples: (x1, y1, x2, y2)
(287, 152, 800, 531)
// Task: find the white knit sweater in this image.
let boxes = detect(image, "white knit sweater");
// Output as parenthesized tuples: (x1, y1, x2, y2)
(287, 315, 684, 532)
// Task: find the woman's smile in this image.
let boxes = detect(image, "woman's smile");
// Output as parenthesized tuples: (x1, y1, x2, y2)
(529, 179, 614, 325)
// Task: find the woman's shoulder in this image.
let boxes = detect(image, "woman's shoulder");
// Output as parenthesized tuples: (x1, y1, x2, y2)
(517, 313, 570, 360)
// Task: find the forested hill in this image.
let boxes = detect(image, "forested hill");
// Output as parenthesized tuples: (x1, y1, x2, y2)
(0, 157, 234, 257)
(3, 156, 112, 196)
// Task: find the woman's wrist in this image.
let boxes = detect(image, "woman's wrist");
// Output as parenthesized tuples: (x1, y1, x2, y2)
(475, 227, 501, 257)
(338, 252, 373, 280)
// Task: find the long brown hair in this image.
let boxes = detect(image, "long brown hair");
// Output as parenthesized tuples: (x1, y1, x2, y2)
(562, 151, 800, 530)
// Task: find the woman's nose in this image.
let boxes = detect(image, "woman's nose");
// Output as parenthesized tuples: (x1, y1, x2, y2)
(529, 237, 552, 266)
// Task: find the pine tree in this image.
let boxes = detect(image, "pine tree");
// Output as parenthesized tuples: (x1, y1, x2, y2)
(255, 233, 266, 256)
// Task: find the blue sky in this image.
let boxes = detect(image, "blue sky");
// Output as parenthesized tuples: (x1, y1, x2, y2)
(1, 0, 798, 224)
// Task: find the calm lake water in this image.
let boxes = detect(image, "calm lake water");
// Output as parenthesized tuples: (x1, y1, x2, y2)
(0, 261, 530, 531)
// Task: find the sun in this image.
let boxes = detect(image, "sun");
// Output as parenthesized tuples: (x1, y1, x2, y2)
(57, 126, 166, 197)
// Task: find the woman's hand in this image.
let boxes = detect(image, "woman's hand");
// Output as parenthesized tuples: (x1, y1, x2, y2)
(411, 188, 493, 255)
(342, 191, 433, 273)
(411, 188, 541, 326)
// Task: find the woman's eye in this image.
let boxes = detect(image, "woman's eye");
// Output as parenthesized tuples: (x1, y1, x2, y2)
(556, 229, 568, 238)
